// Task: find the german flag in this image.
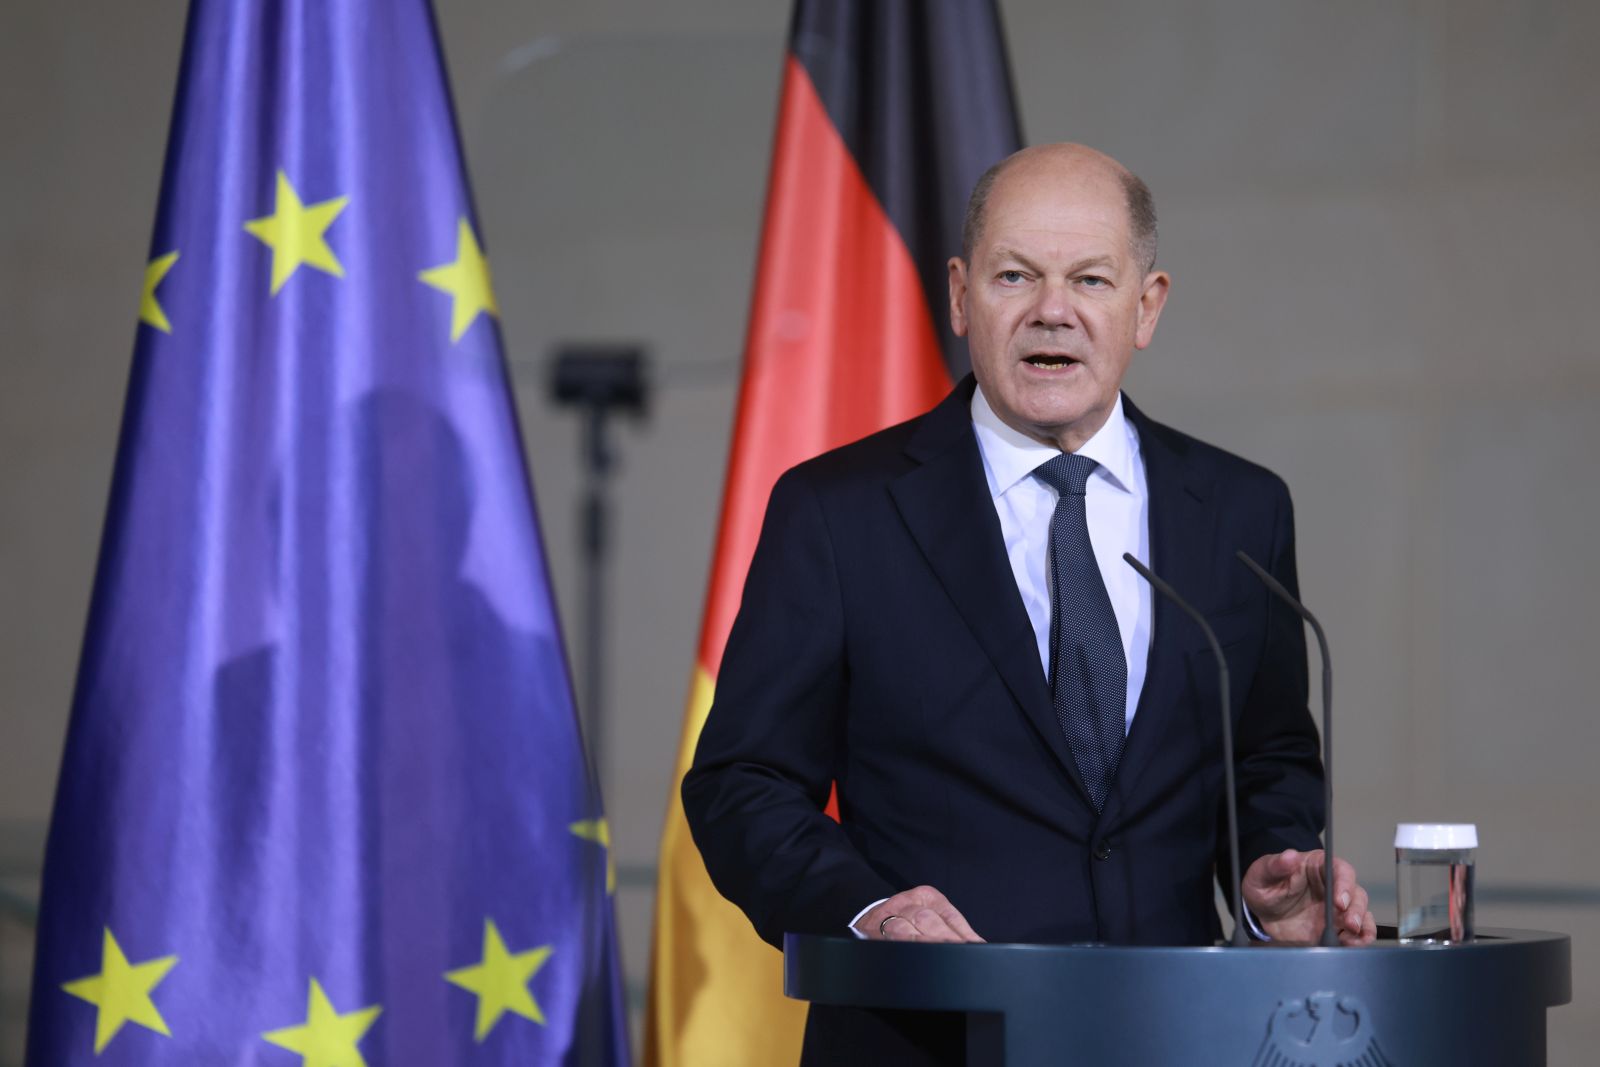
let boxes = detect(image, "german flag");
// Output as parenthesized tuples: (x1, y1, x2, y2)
(645, 3, 1021, 1064)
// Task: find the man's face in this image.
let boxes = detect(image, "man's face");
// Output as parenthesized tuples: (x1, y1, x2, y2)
(949, 152, 1170, 451)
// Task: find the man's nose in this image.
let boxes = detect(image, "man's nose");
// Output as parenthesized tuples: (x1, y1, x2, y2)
(1029, 278, 1079, 329)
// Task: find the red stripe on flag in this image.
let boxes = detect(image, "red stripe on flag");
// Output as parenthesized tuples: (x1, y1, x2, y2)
(697, 54, 953, 676)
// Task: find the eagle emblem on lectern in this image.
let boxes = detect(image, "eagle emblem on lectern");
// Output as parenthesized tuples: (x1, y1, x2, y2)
(1250, 991, 1391, 1067)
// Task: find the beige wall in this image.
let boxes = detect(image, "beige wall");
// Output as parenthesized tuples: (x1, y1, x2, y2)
(3, 0, 1596, 1062)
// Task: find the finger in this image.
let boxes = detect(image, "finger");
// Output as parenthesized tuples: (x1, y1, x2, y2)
(1339, 908, 1378, 946)
(906, 884, 947, 903)
(857, 906, 900, 940)
(1329, 857, 1361, 911)
(863, 887, 942, 938)
(863, 891, 932, 939)
(1341, 885, 1371, 935)
(1269, 849, 1302, 880)
(1301, 849, 1329, 900)
(876, 886, 984, 943)
(936, 902, 986, 944)
(1243, 852, 1304, 920)
(908, 906, 966, 943)
(898, 886, 982, 942)
(1335, 885, 1372, 944)
(1239, 855, 1268, 898)
(1279, 849, 1319, 894)
(880, 914, 920, 941)
(1244, 852, 1290, 896)
(898, 885, 951, 912)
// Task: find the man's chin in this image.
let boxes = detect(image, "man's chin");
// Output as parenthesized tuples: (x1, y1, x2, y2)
(1015, 400, 1112, 450)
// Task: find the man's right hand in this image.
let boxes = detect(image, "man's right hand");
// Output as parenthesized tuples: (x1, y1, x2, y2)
(852, 886, 985, 942)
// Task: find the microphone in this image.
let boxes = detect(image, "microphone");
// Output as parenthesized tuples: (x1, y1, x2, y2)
(1122, 553, 1248, 947)
(1236, 550, 1338, 947)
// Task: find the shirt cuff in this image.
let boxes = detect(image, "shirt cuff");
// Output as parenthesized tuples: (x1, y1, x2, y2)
(848, 898, 890, 939)
(1242, 900, 1271, 941)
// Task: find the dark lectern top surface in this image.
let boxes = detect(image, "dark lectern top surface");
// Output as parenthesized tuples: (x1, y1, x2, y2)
(784, 928, 1571, 1066)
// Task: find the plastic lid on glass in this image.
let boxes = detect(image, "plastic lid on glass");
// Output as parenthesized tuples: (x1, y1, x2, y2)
(1394, 823, 1478, 849)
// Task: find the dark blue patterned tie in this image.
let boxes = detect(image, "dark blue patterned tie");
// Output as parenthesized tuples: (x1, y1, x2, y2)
(1034, 453, 1127, 812)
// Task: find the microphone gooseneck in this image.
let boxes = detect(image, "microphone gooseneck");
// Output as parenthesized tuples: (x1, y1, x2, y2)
(1122, 553, 1248, 947)
(1236, 550, 1338, 947)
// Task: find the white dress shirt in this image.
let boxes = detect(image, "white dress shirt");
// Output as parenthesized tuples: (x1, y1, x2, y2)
(969, 386, 1151, 727)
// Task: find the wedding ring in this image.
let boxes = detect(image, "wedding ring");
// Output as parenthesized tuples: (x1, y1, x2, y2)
(878, 914, 904, 937)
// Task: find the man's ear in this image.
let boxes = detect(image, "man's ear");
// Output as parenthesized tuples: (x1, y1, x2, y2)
(948, 257, 970, 337)
(1134, 270, 1171, 350)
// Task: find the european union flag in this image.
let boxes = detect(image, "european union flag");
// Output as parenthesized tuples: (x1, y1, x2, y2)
(26, 1, 630, 1063)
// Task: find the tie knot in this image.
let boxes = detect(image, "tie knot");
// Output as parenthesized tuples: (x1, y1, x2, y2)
(1034, 452, 1098, 496)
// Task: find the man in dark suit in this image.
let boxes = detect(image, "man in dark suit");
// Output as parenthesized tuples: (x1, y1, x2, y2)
(682, 143, 1376, 1063)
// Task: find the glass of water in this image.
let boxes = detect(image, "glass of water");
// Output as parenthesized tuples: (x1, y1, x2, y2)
(1395, 823, 1476, 943)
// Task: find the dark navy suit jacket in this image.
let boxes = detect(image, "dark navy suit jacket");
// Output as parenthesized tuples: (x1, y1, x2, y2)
(682, 376, 1325, 1062)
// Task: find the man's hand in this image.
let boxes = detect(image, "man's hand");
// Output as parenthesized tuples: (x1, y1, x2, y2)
(1242, 848, 1376, 945)
(853, 885, 985, 943)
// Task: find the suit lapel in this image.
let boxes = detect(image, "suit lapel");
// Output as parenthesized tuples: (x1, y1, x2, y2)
(1100, 397, 1218, 828)
(888, 379, 1090, 801)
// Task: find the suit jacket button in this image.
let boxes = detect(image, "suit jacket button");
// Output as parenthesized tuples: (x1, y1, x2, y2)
(1093, 843, 1112, 861)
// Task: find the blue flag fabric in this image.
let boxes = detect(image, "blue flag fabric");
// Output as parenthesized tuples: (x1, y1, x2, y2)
(26, 1, 630, 1063)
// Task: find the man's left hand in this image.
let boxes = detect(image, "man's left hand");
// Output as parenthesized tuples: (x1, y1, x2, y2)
(1242, 848, 1376, 945)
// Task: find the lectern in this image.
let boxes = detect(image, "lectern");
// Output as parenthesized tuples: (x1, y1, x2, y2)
(785, 928, 1570, 1065)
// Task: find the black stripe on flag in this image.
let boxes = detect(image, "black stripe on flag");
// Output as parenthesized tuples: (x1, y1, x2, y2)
(789, 0, 1024, 379)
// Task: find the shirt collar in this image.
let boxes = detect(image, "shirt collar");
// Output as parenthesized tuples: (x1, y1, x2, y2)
(970, 385, 1139, 497)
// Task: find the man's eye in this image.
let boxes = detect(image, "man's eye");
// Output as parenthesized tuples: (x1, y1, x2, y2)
(999, 270, 1025, 284)
(1081, 275, 1109, 287)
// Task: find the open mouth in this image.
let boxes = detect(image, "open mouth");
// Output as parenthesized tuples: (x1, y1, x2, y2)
(1023, 354, 1078, 370)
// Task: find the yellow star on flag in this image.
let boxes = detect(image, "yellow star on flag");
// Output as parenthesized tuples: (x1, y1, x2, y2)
(140, 251, 179, 332)
(444, 919, 552, 1041)
(570, 818, 616, 895)
(244, 170, 350, 295)
(261, 978, 381, 1067)
(418, 218, 499, 342)
(60, 927, 178, 1053)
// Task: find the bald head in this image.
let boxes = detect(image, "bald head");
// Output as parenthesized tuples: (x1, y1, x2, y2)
(961, 144, 1158, 275)
(946, 141, 1172, 451)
